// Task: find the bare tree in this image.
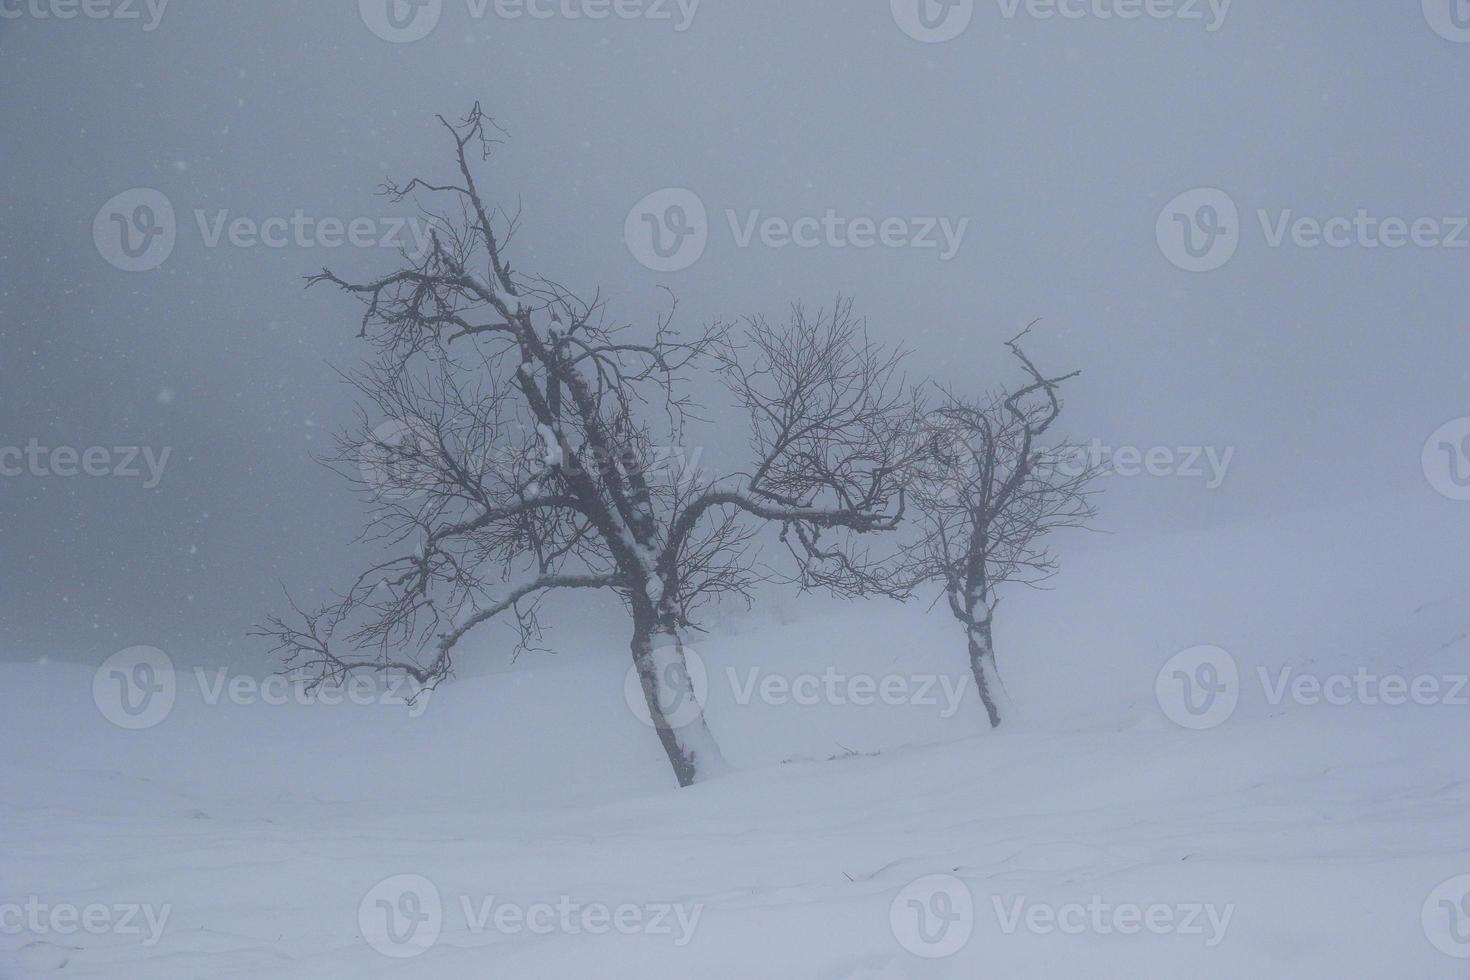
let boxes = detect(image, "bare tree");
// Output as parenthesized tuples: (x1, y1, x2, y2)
(904, 328, 1099, 728)
(253, 105, 920, 787)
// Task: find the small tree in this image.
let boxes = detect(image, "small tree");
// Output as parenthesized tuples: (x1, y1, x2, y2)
(254, 106, 921, 787)
(905, 328, 1099, 727)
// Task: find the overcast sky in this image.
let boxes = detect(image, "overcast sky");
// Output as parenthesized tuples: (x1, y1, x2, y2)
(2, 1, 1467, 662)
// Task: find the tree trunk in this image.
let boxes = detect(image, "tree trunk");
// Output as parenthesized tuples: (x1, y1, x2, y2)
(630, 625, 733, 787)
(966, 623, 1011, 729)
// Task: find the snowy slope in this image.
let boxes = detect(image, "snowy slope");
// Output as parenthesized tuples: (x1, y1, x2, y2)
(4, 494, 1469, 978)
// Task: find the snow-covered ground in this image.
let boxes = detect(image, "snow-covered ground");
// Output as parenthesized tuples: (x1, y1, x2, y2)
(5, 493, 1470, 977)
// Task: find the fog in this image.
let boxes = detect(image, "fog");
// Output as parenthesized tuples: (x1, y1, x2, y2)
(2, 2, 1462, 660)
(4, 6, 1470, 974)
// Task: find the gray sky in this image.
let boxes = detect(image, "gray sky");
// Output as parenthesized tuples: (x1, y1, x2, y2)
(2, 0, 1467, 661)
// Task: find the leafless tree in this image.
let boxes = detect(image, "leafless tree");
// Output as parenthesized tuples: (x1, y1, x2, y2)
(253, 105, 921, 787)
(903, 328, 1100, 728)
